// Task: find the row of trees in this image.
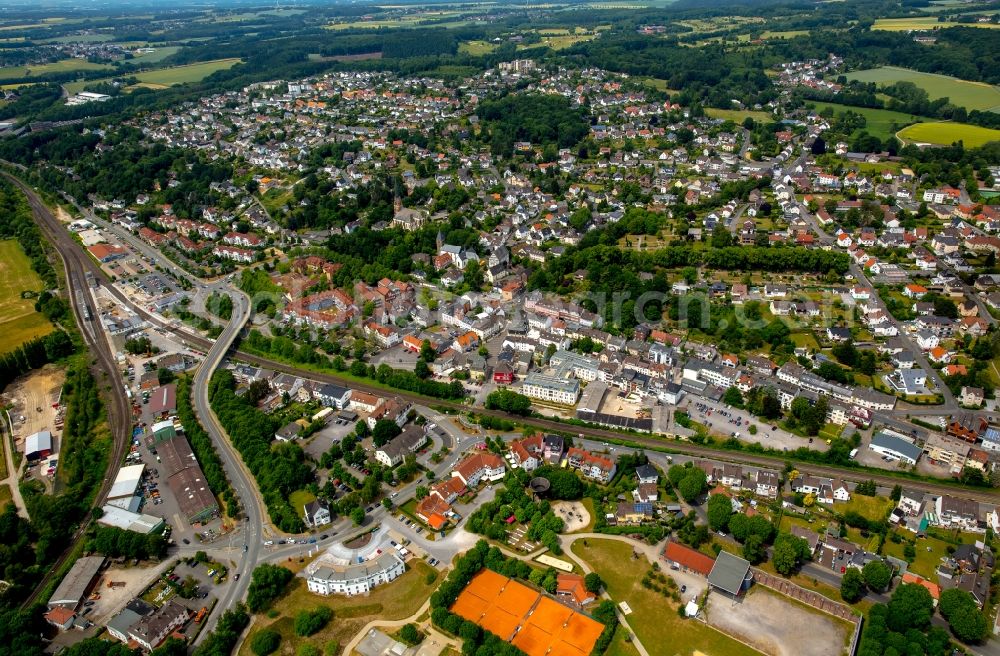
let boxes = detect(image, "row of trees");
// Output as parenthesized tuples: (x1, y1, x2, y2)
(84, 525, 168, 561)
(208, 370, 312, 533)
(176, 377, 240, 517)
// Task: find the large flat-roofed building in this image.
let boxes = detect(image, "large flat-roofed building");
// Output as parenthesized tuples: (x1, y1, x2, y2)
(869, 431, 923, 465)
(307, 552, 405, 596)
(155, 422, 219, 524)
(167, 466, 218, 525)
(521, 372, 580, 405)
(98, 504, 165, 534)
(48, 556, 105, 609)
(106, 464, 145, 511)
(24, 430, 52, 461)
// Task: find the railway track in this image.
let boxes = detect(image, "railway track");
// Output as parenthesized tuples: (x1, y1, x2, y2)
(5, 176, 133, 609)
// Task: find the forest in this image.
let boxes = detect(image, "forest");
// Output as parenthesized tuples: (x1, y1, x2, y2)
(477, 94, 591, 158)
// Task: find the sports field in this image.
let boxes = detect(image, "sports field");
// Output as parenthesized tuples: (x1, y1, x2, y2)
(0, 240, 52, 354)
(845, 66, 1000, 112)
(809, 101, 926, 140)
(898, 121, 1000, 147)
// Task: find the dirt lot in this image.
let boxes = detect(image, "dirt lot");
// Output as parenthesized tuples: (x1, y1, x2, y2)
(1, 366, 65, 452)
(88, 561, 172, 625)
(553, 501, 590, 533)
(706, 587, 850, 656)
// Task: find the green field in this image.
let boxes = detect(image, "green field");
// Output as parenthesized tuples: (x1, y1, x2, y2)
(63, 58, 241, 94)
(572, 539, 760, 656)
(129, 46, 181, 64)
(809, 101, 927, 140)
(873, 16, 1000, 31)
(845, 66, 1000, 112)
(898, 121, 1000, 147)
(458, 40, 498, 55)
(518, 33, 595, 50)
(0, 240, 52, 354)
(705, 107, 773, 123)
(0, 58, 112, 81)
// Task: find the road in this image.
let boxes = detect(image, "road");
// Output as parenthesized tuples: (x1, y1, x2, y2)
(5, 175, 133, 608)
(190, 289, 261, 640)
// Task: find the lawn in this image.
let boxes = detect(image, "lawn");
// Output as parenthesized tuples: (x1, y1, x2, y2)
(808, 100, 926, 141)
(0, 240, 52, 354)
(845, 66, 1000, 112)
(0, 484, 11, 508)
(458, 40, 498, 56)
(832, 495, 894, 522)
(898, 121, 1000, 148)
(704, 107, 773, 123)
(239, 561, 439, 656)
(881, 531, 951, 580)
(0, 58, 112, 81)
(571, 539, 760, 656)
(288, 490, 316, 519)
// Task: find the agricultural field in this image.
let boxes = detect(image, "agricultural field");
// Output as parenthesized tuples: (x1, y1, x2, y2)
(63, 58, 241, 94)
(845, 66, 1000, 112)
(808, 101, 926, 141)
(898, 121, 1000, 147)
(872, 16, 1000, 31)
(0, 240, 52, 354)
(129, 46, 181, 64)
(518, 33, 595, 51)
(0, 58, 113, 81)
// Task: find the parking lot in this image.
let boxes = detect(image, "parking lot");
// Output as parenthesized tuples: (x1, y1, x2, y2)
(682, 395, 828, 453)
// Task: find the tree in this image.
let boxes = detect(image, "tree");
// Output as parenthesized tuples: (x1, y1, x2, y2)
(414, 359, 430, 379)
(677, 467, 707, 502)
(485, 389, 532, 415)
(584, 572, 604, 594)
(350, 507, 366, 525)
(251, 630, 281, 656)
(772, 533, 811, 575)
(742, 533, 766, 564)
(419, 340, 436, 362)
(246, 564, 294, 613)
(722, 386, 743, 408)
(862, 560, 892, 592)
(398, 623, 421, 645)
(840, 568, 865, 603)
(939, 588, 989, 643)
(372, 419, 402, 447)
(707, 493, 734, 532)
(157, 367, 176, 385)
(295, 607, 332, 636)
(886, 583, 934, 632)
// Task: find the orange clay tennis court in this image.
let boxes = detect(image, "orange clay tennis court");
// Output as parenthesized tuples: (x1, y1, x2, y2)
(451, 570, 605, 656)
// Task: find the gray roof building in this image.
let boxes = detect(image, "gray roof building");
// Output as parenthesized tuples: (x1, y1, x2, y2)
(708, 551, 752, 596)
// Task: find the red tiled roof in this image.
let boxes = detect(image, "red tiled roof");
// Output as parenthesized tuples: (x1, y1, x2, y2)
(662, 541, 715, 577)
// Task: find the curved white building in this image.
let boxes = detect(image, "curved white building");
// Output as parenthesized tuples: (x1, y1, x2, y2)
(306, 552, 405, 596)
